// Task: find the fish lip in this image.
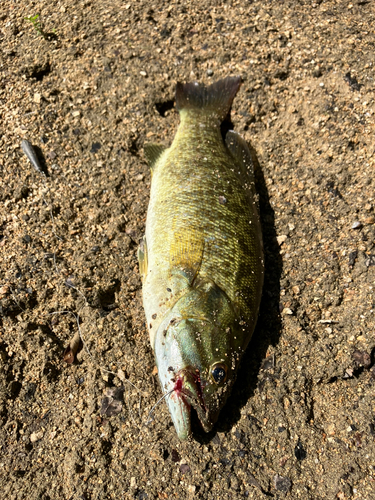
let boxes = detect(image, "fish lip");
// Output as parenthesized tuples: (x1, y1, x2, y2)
(172, 368, 209, 428)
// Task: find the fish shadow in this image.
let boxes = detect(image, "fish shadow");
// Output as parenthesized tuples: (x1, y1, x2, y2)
(33, 145, 50, 177)
(194, 144, 283, 443)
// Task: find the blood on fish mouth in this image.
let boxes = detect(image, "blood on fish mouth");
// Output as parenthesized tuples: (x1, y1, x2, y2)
(172, 369, 207, 419)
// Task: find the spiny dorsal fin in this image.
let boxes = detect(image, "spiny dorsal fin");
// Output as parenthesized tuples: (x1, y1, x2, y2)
(175, 76, 241, 122)
(144, 143, 167, 168)
(225, 130, 255, 182)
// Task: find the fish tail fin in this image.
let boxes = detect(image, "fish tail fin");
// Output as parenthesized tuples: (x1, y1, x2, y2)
(176, 76, 241, 121)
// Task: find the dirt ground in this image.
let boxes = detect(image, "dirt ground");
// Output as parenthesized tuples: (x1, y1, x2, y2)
(0, 1, 374, 498)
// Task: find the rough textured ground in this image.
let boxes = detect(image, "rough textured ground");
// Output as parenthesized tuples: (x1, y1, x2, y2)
(1, 1, 374, 499)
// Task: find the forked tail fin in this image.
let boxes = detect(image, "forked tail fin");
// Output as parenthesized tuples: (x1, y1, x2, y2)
(175, 76, 241, 122)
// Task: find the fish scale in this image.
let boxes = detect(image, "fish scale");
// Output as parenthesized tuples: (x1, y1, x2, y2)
(139, 77, 264, 439)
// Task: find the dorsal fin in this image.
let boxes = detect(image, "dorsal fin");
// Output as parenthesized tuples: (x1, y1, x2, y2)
(175, 77, 242, 122)
(144, 143, 167, 168)
(225, 130, 255, 182)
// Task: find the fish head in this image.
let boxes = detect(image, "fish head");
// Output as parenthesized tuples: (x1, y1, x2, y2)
(154, 281, 248, 440)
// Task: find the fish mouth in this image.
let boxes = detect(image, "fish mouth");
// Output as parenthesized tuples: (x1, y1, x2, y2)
(166, 368, 209, 440)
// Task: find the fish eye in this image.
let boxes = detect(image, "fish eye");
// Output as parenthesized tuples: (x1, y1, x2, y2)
(211, 363, 228, 385)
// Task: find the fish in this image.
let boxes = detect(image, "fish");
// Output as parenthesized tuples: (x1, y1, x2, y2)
(138, 76, 264, 440)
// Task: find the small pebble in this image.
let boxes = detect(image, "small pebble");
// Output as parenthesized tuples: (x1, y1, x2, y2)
(294, 439, 307, 460)
(30, 430, 44, 443)
(282, 307, 293, 315)
(352, 350, 371, 368)
(180, 463, 191, 474)
(90, 142, 102, 153)
(274, 474, 292, 493)
(277, 235, 288, 245)
(351, 221, 362, 229)
(207, 69, 214, 76)
(140, 70, 147, 77)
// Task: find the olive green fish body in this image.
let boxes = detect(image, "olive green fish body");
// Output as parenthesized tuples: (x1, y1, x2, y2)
(139, 77, 264, 439)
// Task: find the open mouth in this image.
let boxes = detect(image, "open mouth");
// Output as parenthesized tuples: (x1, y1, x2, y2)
(171, 369, 210, 430)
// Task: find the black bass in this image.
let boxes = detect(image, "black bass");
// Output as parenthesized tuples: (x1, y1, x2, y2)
(138, 77, 264, 440)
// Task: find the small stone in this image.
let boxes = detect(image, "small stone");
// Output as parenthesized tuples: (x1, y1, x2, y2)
(277, 235, 288, 245)
(351, 221, 362, 229)
(130, 477, 136, 488)
(180, 463, 191, 474)
(352, 350, 371, 368)
(365, 216, 375, 224)
(207, 69, 214, 76)
(294, 439, 307, 460)
(282, 307, 293, 315)
(0, 285, 10, 296)
(274, 474, 292, 493)
(313, 67, 322, 78)
(140, 70, 147, 77)
(30, 430, 44, 443)
(90, 142, 102, 153)
(187, 485, 196, 495)
(218, 195, 227, 204)
(34, 93, 41, 103)
(71, 110, 80, 117)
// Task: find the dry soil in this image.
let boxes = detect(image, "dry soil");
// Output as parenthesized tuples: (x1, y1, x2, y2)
(0, 1, 374, 499)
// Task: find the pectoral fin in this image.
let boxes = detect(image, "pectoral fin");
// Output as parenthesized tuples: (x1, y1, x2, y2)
(170, 228, 205, 286)
(137, 235, 148, 280)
